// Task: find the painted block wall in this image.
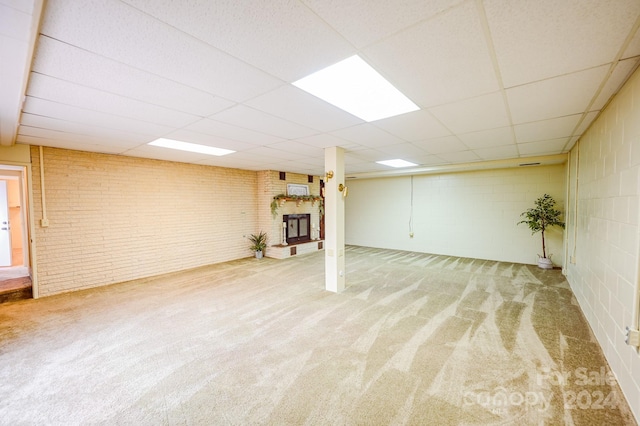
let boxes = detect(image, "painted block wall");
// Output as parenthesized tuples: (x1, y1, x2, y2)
(31, 147, 258, 296)
(345, 164, 566, 266)
(565, 66, 640, 422)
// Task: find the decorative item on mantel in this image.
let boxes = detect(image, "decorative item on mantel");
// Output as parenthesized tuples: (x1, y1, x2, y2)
(270, 193, 324, 218)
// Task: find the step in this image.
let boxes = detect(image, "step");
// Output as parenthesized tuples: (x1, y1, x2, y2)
(0, 276, 32, 304)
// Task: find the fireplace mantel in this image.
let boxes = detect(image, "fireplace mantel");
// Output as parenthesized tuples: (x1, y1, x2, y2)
(270, 194, 323, 218)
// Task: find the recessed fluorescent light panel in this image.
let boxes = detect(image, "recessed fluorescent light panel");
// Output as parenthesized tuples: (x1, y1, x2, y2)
(148, 138, 235, 156)
(293, 55, 419, 122)
(377, 159, 418, 168)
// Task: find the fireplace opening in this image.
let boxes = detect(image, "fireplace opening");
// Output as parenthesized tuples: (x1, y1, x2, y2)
(284, 214, 311, 245)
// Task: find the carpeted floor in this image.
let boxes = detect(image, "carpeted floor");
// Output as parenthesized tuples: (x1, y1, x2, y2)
(0, 246, 636, 425)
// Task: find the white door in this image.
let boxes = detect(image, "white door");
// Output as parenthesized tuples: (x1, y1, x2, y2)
(0, 181, 12, 266)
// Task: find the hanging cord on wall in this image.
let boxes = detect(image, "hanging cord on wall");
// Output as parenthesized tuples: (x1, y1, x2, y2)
(39, 146, 49, 227)
(409, 176, 414, 238)
(572, 141, 579, 263)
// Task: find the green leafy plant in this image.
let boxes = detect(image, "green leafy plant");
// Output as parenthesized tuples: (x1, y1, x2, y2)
(518, 194, 565, 259)
(270, 194, 287, 217)
(270, 194, 323, 218)
(248, 231, 267, 252)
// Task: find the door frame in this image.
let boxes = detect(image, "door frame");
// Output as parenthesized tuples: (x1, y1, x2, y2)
(0, 162, 38, 298)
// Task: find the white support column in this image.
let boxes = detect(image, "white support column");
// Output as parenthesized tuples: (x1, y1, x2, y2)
(324, 147, 346, 293)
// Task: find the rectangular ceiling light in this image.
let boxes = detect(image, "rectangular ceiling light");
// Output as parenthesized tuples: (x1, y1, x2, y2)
(293, 55, 419, 122)
(377, 159, 418, 168)
(148, 138, 235, 156)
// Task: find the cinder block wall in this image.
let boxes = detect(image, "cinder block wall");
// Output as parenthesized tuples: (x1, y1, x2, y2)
(31, 147, 258, 296)
(345, 164, 566, 266)
(565, 66, 640, 422)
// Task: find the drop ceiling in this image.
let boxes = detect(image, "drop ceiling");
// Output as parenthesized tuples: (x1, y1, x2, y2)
(2, 0, 639, 177)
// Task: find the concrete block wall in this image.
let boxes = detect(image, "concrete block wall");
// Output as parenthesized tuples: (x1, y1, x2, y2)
(31, 147, 258, 296)
(565, 66, 640, 422)
(345, 164, 566, 266)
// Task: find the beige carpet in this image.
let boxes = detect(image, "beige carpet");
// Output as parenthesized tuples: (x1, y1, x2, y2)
(0, 246, 636, 425)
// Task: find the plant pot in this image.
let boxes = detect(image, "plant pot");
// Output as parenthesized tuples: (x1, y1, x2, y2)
(255, 250, 263, 259)
(537, 257, 553, 269)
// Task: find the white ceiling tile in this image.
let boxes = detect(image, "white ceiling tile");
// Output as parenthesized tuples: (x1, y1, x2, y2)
(18, 126, 139, 149)
(376, 143, 429, 159)
(5, 0, 639, 176)
(429, 92, 510, 134)
(0, 3, 31, 39)
(160, 129, 259, 152)
(517, 138, 568, 156)
(414, 136, 468, 154)
(266, 141, 324, 158)
(507, 65, 610, 124)
(514, 114, 582, 144)
(27, 73, 201, 128)
(436, 150, 481, 163)
(302, 0, 464, 48)
(121, 0, 354, 82)
(40, 0, 282, 102)
(372, 110, 451, 142)
(592, 58, 639, 110)
(363, 1, 499, 107)
(1, 0, 36, 14)
(330, 124, 405, 148)
(458, 127, 515, 149)
(194, 155, 271, 171)
(346, 163, 390, 174)
(246, 85, 362, 132)
(266, 161, 324, 176)
(184, 119, 282, 146)
(20, 113, 150, 144)
(574, 111, 600, 136)
(485, 0, 640, 87)
(16, 134, 129, 154)
(122, 145, 215, 163)
(211, 105, 318, 140)
(622, 28, 640, 59)
(346, 148, 391, 162)
(292, 133, 350, 149)
(22, 97, 173, 137)
(241, 146, 309, 162)
(473, 145, 519, 160)
(32, 37, 234, 117)
(209, 151, 281, 164)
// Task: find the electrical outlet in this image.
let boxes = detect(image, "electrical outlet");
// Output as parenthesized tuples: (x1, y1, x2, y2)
(570, 256, 576, 264)
(41, 218, 49, 227)
(625, 327, 640, 347)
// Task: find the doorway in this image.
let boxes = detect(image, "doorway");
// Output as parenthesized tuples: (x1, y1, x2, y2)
(0, 165, 32, 302)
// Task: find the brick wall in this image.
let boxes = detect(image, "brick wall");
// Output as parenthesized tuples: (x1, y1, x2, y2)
(31, 147, 257, 296)
(257, 170, 321, 251)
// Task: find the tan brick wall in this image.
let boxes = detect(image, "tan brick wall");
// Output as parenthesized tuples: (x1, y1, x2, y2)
(31, 147, 258, 296)
(257, 170, 321, 250)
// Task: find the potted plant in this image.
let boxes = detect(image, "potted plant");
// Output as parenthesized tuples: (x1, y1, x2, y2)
(248, 231, 267, 259)
(518, 194, 565, 269)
